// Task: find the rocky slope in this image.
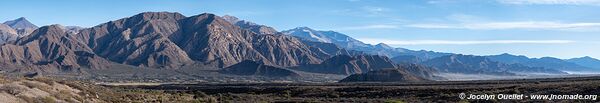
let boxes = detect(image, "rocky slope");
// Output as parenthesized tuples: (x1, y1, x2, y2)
(0, 12, 338, 71)
(0, 24, 18, 44)
(0, 25, 113, 73)
(173, 13, 324, 67)
(75, 12, 193, 68)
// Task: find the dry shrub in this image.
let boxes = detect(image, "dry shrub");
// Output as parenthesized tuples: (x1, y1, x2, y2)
(32, 77, 55, 85)
(22, 81, 52, 92)
(0, 76, 9, 84)
(19, 95, 35, 103)
(0, 83, 28, 95)
(41, 96, 57, 103)
(53, 89, 75, 101)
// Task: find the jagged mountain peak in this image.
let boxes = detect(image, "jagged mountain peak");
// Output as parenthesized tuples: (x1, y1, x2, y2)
(132, 12, 186, 20)
(221, 15, 240, 24)
(13, 24, 67, 45)
(3, 17, 38, 29)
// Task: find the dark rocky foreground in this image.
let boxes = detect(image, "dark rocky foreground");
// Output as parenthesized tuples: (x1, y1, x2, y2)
(106, 76, 600, 102)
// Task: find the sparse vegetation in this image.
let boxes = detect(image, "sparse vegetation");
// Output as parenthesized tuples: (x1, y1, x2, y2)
(0, 76, 215, 102)
(106, 76, 600, 102)
(2, 75, 600, 102)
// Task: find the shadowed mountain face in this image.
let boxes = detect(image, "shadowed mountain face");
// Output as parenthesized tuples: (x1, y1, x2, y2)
(220, 60, 300, 77)
(173, 13, 324, 67)
(76, 12, 193, 68)
(295, 55, 398, 75)
(423, 54, 566, 75)
(339, 69, 427, 82)
(0, 25, 112, 72)
(3, 17, 38, 37)
(487, 53, 594, 71)
(567, 56, 600, 69)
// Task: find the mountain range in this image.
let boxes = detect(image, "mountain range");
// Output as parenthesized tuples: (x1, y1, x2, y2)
(278, 25, 600, 75)
(282, 27, 452, 61)
(422, 54, 566, 75)
(566, 56, 600, 69)
(294, 54, 398, 75)
(0, 12, 599, 82)
(0, 12, 432, 81)
(486, 53, 597, 71)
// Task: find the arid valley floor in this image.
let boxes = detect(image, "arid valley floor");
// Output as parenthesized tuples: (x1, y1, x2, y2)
(103, 76, 600, 102)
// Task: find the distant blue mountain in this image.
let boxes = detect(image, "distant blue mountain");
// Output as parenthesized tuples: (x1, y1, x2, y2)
(423, 54, 567, 75)
(567, 56, 600, 69)
(487, 53, 595, 72)
(282, 27, 452, 61)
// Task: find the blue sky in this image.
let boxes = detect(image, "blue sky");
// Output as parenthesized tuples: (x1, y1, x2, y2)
(1, 0, 599, 59)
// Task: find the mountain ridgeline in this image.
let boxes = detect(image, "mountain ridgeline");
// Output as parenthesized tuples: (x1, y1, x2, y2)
(1, 12, 599, 82)
(422, 54, 567, 75)
(73, 12, 338, 68)
(0, 12, 439, 82)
